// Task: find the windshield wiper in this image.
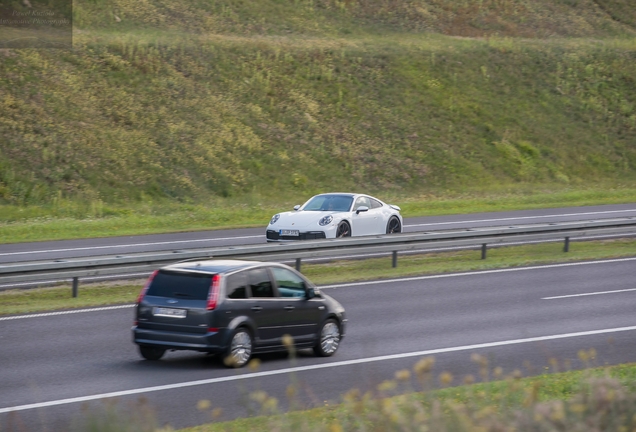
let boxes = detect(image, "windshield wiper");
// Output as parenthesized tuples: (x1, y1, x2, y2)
(172, 292, 194, 298)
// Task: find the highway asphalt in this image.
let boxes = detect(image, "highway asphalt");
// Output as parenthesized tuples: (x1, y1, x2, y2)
(1, 256, 635, 430)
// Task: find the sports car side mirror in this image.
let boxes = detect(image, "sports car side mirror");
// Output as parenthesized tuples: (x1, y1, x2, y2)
(355, 206, 369, 215)
(293, 205, 300, 211)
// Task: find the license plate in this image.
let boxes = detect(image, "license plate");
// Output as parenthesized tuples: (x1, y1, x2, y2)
(153, 307, 187, 318)
(280, 229, 300, 236)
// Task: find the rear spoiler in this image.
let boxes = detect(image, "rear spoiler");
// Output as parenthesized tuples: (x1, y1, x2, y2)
(389, 204, 401, 211)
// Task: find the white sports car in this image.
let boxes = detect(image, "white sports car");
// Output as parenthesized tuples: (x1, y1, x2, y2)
(266, 193, 403, 241)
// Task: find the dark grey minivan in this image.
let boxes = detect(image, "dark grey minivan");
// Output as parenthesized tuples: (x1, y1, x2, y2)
(132, 260, 346, 367)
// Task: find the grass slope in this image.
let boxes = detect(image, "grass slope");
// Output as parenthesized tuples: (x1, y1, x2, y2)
(0, 0, 635, 233)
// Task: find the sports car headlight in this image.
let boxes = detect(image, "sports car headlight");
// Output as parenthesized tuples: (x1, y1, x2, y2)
(270, 214, 280, 225)
(319, 215, 333, 226)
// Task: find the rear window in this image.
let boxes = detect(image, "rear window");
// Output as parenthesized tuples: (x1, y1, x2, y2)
(147, 270, 213, 300)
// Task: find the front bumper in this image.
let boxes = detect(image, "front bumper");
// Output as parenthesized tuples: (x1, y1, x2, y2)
(266, 230, 327, 241)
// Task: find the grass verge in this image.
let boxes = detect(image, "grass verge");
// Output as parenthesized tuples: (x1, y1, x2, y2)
(1, 237, 634, 316)
(1, 185, 636, 244)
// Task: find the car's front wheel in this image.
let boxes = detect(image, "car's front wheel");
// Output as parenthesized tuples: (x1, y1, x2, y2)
(336, 221, 351, 238)
(314, 319, 341, 357)
(224, 328, 253, 368)
(139, 346, 166, 361)
(386, 216, 402, 234)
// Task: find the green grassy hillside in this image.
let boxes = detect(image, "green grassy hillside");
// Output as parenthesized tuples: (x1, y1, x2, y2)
(1, 0, 635, 219)
(73, 0, 636, 38)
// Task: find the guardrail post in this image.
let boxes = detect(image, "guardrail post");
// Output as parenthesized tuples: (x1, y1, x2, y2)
(72, 277, 79, 298)
(564, 237, 570, 253)
(295, 258, 301, 272)
(481, 244, 487, 260)
(392, 251, 397, 268)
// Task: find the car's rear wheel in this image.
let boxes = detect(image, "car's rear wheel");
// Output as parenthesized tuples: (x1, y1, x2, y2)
(139, 346, 166, 361)
(386, 216, 402, 234)
(336, 221, 351, 238)
(224, 328, 253, 368)
(313, 319, 341, 357)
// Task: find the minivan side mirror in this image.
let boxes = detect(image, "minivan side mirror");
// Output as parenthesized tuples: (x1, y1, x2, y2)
(306, 286, 320, 299)
(355, 206, 369, 215)
(293, 205, 300, 211)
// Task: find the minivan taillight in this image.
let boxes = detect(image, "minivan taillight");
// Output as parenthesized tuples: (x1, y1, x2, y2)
(137, 270, 159, 304)
(207, 274, 221, 310)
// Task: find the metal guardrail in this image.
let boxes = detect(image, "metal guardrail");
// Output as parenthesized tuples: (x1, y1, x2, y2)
(1, 217, 635, 294)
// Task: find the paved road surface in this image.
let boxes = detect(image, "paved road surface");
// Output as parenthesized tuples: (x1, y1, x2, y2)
(1, 257, 635, 430)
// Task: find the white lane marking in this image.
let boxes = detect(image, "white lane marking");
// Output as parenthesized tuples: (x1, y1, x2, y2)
(2, 325, 636, 414)
(0, 305, 135, 321)
(404, 209, 636, 228)
(3, 257, 636, 320)
(0, 235, 264, 257)
(320, 256, 636, 289)
(542, 288, 636, 300)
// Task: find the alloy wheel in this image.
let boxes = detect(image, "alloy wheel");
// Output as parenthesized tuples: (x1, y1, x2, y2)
(229, 330, 252, 367)
(336, 222, 350, 238)
(387, 217, 401, 234)
(320, 321, 340, 355)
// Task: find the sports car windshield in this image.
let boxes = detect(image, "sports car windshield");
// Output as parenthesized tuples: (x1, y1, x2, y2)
(303, 195, 353, 212)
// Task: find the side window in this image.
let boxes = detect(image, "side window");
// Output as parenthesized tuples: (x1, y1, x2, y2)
(249, 268, 275, 298)
(271, 267, 306, 298)
(354, 196, 370, 210)
(225, 272, 248, 299)
(370, 198, 383, 209)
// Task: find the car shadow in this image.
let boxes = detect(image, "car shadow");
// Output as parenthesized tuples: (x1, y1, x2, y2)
(128, 348, 317, 370)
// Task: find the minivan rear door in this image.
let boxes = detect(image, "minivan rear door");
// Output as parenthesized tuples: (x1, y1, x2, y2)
(138, 270, 213, 334)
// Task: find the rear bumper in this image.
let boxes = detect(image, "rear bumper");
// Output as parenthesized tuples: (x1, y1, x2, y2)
(133, 326, 229, 352)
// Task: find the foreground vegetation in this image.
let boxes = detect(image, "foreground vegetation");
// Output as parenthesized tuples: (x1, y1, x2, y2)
(68, 356, 636, 431)
(178, 361, 636, 432)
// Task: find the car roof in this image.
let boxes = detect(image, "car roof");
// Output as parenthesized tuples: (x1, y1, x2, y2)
(162, 259, 263, 274)
(315, 192, 356, 196)
(314, 192, 385, 201)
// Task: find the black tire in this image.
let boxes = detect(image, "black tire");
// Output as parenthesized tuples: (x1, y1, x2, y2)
(139, 346, 166, 361)
(336, 221, 351, 238)
(224, 328, 253, 368)
(386, 216, 402, 234)
(313, 319, 341, 357)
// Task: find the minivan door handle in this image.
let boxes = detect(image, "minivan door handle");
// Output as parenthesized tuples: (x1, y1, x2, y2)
(251, 306, 263, 312)
(284, 306, 295, 311)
